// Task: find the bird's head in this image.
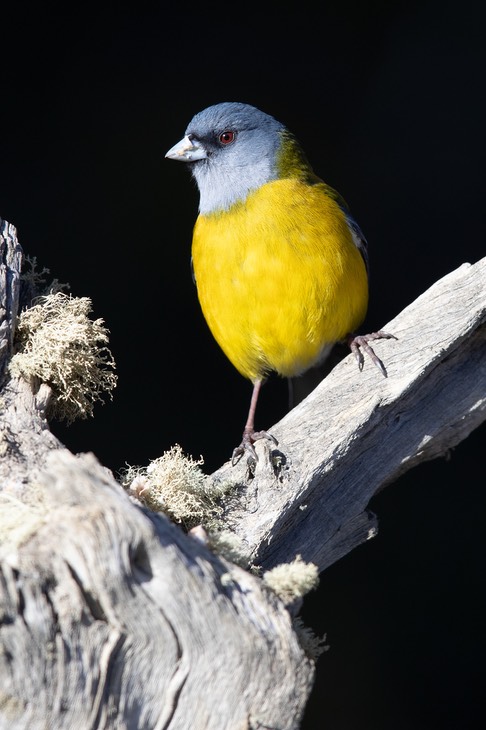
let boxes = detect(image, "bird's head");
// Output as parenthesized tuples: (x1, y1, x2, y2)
(165, 102, 315, 214)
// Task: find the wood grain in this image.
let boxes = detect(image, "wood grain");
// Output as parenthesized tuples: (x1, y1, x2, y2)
(215, 257, 486, 571)
(1, 217, 484, 729)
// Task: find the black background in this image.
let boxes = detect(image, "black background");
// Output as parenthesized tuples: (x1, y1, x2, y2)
(2, 1, 485, 727)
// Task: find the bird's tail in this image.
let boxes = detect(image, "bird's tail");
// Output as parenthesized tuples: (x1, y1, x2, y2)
(287, 342, 350, 409)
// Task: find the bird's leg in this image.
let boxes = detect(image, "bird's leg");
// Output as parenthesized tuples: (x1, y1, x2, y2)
(348, 330, 397, 378)
(231, 379, 278, 466)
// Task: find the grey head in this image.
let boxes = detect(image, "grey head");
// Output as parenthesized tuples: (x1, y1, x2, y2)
(165, 102, 286, 214)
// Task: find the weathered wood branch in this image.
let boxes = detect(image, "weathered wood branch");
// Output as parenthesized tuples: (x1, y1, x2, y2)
(1, 449, 314, 730)
(1, 217, 485, 729)
(216, 256, 486, 572)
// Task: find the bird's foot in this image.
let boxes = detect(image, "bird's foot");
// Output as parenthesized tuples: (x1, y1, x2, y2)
(348, 330, 397, 378)
(231, 428, 278, 466)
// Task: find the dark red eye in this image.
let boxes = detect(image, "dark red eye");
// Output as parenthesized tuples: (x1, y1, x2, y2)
(219, 130, 235, 145)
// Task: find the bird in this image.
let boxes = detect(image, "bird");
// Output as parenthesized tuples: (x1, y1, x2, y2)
(166, 102, 393, 464)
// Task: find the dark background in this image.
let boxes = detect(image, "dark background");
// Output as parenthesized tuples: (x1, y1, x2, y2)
(2, 1, 485, 727)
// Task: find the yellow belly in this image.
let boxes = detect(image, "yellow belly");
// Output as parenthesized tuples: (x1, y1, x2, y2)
(192, 179, 369, 382)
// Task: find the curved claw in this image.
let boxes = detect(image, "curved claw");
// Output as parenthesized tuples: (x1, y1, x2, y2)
(231, 429, 278, 466)
(348, 330, 397, 378)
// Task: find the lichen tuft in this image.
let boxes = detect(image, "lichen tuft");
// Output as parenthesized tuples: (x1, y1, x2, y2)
(9, 292, 117, 422)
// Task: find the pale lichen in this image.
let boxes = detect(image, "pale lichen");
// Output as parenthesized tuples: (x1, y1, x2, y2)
(292, 616, 329, 661)
(122, 445, 234, 529)
(262, 554, 319, 605)
(9, 292, 117, 422)
(207, 529, 252, 568)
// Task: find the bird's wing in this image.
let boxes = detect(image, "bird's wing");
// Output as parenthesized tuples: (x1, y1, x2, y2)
(314, 181, 370, 276)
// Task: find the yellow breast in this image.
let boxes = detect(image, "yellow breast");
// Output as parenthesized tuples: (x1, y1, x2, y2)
(192, 179, 368, 382)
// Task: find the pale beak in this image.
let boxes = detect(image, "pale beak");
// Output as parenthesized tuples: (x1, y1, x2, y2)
(165, 135, 207, 162)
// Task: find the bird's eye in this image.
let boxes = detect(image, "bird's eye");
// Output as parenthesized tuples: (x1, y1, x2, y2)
(219, 130, 236, 145)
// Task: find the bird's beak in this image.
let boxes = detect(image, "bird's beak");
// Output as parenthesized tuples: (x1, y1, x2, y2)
(165, 135, 207, 162)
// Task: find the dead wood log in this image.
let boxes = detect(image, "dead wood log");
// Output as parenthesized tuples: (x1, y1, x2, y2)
(1, 217, 484, 729)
